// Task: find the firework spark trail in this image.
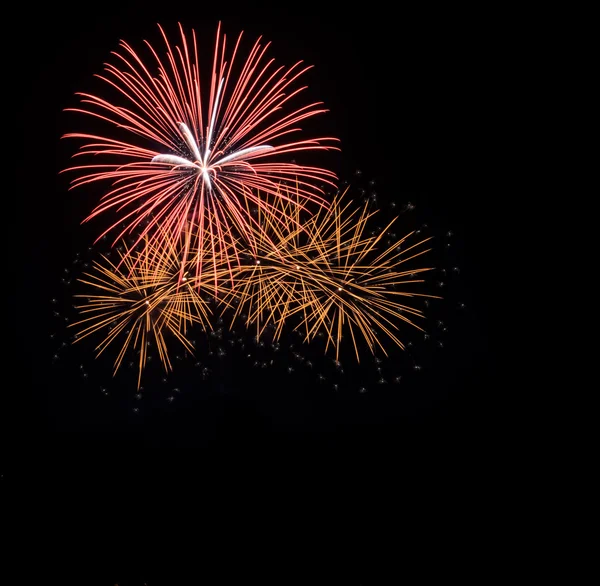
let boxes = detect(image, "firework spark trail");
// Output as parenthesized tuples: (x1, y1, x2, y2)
(62, 22, 339, 293)
(222, 186, 441, 361)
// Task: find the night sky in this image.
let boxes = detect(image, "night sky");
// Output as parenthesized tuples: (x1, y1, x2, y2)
(8, 2, 504, 579)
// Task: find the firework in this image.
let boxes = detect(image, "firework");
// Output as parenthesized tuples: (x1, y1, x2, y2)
(63, 22, 339, 292)
(223, 186, 440, 361)
(69, 229, 227, 389)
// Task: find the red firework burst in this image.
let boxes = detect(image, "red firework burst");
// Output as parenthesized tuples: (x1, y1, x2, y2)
(62, 22, 339, 292)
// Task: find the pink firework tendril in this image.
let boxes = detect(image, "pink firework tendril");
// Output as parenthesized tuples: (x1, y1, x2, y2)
(62, 22, 340, 294)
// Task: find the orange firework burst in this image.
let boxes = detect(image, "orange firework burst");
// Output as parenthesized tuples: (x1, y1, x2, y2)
(62, 22, 339, 293)
(223, 186, 440, 361)
(69, 229, 227, 389)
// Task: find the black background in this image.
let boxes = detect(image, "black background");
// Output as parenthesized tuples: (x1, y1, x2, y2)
(6, 1, 506, 580)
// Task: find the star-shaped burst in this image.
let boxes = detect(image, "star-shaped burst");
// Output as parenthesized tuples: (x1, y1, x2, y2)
(70, 228, 228, 388)
(63, 23, 339, 294)
(222, 186, 441, 361)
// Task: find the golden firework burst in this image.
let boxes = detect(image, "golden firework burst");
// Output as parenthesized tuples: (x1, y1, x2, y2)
(70, 228, 228, 388)
(223, 186, 440, 361)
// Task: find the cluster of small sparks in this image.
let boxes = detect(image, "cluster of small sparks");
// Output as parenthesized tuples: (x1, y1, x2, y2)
(62, 23, 440, 389)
